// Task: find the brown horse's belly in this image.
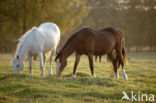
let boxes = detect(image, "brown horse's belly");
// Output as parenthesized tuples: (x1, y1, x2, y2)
(94, 35, 115, 55)
(94, 47, 113, 55)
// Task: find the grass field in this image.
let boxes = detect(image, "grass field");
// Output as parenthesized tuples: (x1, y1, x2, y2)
(0, 53, 156, 103)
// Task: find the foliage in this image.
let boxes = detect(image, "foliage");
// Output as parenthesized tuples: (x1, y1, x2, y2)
(0, 0, 89, 52)
(0, 0, 156, 52)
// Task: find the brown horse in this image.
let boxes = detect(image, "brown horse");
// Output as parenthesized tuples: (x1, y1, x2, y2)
(55, 27, 128, 80)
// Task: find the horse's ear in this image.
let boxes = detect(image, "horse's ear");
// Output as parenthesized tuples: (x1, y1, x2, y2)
(17, 55, 19, 60)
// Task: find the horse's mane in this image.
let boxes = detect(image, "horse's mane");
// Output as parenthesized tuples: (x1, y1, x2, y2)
(15, 27, 38, 56)
(61, 27, 91, 52)
(60, 35, 75, 54)
(60, 29, 81, 52)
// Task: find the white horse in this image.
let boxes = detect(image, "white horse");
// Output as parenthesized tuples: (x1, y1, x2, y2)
(12, 22, 60, 77)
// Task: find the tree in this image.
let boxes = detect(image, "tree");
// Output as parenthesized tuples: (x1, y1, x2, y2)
(0, 0, 89, 52)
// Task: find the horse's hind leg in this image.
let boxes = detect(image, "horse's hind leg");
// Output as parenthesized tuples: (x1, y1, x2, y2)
(116, 46, 128, 80)
(72, 52, 81, 77)
(38, 52, 45, 77)
(122, 66, 128, 80)
(108, 52, 119, 79)
(28, 55, 33, 75)
(49, 50, 55, 76)
(43, 53, 46, 65)
(113, 59, 119, 78)
(87, 53, 95, 77)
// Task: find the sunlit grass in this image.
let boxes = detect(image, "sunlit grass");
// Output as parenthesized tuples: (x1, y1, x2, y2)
(0, 53, 156, 103)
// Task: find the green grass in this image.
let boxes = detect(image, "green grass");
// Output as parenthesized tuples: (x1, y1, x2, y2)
(0, 53, 156, 103)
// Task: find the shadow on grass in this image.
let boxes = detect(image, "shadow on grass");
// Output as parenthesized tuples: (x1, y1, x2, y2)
(64, 77, 115, 87)
(0, 74, 15, 81)
(0, 73, 35, 82)
(12, 88, 53, 99)
(0, 73, 116, 87)
(63, 72, 91, 77)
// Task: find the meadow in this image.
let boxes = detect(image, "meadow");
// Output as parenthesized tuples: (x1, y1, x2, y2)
(0, 53, 156, 103)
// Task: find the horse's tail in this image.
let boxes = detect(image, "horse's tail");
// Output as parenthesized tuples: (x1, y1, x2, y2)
(117, 30, 128, 67)
(119, 30, 127, 59)
(107, 29, 127, 72)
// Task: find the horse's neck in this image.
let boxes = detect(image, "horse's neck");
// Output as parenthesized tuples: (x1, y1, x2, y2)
(62, 43, 75, 58)
(17, 43, 29, 61)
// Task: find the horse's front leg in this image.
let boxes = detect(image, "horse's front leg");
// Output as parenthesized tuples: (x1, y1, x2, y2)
(116, 48, 128, 80)
(38, 52, 45, 77)
(87, 53, 95, 77)
(72, 52, 81, 77)
(49, 50, 55, 76)
(113, 59, 119, 79)
(122, 66, 128, 80)
(28, 55, 33, 75)
(43, 53, 46, 65)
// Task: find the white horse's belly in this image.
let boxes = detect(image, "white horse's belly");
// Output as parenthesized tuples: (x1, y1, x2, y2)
(41, 30, 58, 52)
(43, 38, 56, 52)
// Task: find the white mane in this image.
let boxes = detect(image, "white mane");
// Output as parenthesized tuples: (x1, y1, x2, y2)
(15, 27, 38, 56)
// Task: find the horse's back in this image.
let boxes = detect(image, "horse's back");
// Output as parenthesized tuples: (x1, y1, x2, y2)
(71, 27, 96, 53)
(39, 22, 60, 35)
(39, 23, 60, 41)
(29, 23, 60, 53)
(76, 27, 116, 55)
(37, 23, 60, 52)
(93, 27, 122, 55)
(93, 30, 115, 55)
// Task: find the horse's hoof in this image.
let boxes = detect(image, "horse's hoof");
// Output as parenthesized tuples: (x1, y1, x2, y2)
(123, 73, 128, 81)
(49, 73, 52, 76)
(72, 74, 76, 78)
(49, 69, 52, 76)
(49, 72, 52, 76)
(114, 73, 119, 79)
(92, 74, 96, 77)
(40, 73, 45, 77)
(56, 73, 61, 77)
(29, 72, 32, 75)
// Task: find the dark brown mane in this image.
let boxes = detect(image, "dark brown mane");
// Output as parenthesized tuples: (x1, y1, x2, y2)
(60, 27, 95, 53)
(61, 29, 81, 52)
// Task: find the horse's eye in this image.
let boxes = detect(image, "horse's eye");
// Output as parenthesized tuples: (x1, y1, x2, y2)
(16, 64, 19, 68)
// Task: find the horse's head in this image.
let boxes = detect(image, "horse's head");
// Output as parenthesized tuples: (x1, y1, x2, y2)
(12, 55, 24, 73)
(55, 51, 67, 76)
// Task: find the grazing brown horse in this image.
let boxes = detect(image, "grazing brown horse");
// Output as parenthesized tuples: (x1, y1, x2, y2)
(55, 27, 128, 80)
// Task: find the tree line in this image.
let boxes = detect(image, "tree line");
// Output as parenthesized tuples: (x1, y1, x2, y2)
(0, 0, 88, 52)
(0, 0, 155, 52)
